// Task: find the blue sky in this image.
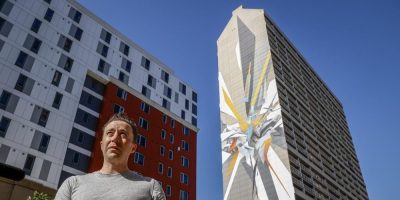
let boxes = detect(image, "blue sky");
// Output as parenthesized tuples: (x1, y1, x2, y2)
(78, 1, 400, 199)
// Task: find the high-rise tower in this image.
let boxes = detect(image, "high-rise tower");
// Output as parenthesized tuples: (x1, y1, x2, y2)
(218, 6, 368, 200)
(0, 1, 197, 200)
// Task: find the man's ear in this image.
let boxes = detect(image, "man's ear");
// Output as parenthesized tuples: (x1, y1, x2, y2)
(131, 143, 137, 154)
(100, 140, 104, 151)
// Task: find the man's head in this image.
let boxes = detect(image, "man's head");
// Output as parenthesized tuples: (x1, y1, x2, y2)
(100, 113, 138, 166)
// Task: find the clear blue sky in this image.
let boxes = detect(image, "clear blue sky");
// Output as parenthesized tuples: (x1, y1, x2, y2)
(78, 1, 400, 199)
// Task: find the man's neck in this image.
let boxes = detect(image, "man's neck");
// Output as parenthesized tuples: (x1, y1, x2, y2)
(99, 162, 129, 174)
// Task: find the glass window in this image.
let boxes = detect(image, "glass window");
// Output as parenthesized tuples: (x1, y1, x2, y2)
(147, 75, 156, 88)
(113, 104, 124, 114)
(162, 114, 167, 124)
(96, 42, 108, 57)
(52, 92, 63, 109)
(139, 117, 148, 130)
(162, 99, 170, 110)
(118, 72, 129, 84)
(51, 71, 62, 86)
(140, 102, 150, 113)
(160, 130, 166, 140)
(134, 152, 144, 165)
(100, 29, 111, 44)
(23, 154, 35, 175)
(181, 140, 189, 151)
(179, 190, 189, 200)
(161, 70, 169, 83)
(0, 17, 13, 37)
(141, 56, 150, 70)
(23, 34, 42, 54)
(44, 8, 54, 22)
(116, 88, 127, 100)
(57, 35, 73, 52)
(192, 104, 197, 115)
(0, 90, 11, 110)
(68, 7, 82, 23)
(98, 59, 110, 75)
(179, 83, 186, 95)
(185, 99, 189, 110)
(69, 24, 83, 41)
(166, 185, 171, 197)
(168, 150, 173, 160)
(167, 167, 172, 178)
(0, 116, 11, 137)
(192, 117, 197, 126)
(158, 163, 163, 174)
(119, 42, 129, 56)
(121, 57, 132, 73)
(15, 51, 34, 72)
(169, 134, 174, 144)
(183, 127, 190, 136)
(170, 119, 175, 128)
(58, 54, 74, 72)
(181, 110, 185, 119)
(181, 156, 189, 168)
(141, 86, 151, 98)
(192, 91, 197, 102)
(31, 18, 42, 33)
(160, 145, 165, 155)
(163, 85, 172, 99)
(0, 0, 13, 16)
(180, 173, 189, 184)
(136, 134, 146, 147)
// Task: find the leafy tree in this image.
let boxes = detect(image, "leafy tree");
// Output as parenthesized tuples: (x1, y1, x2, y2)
(27, 191, 50, 200)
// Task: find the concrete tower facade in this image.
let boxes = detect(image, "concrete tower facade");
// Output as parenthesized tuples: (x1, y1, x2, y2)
(218, 6, 368, 200)
(0, 0, 197, 200)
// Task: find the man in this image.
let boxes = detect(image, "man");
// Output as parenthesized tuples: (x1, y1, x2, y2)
(55, 113, 165, 200)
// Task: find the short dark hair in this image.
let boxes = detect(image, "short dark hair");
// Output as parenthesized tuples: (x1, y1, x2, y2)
(102, 113, 137, 142)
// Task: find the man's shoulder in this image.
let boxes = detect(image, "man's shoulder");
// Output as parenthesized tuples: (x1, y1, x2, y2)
(124, 170, 154, 182)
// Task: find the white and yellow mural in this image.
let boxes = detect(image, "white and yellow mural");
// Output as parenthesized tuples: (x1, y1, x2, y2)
(218, 7, 295, 200)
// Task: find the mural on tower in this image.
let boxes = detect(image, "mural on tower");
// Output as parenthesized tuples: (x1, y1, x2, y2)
(218, 7, 295, 200)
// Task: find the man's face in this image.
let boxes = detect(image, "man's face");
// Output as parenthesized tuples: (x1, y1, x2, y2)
(100, 120, 137, 164)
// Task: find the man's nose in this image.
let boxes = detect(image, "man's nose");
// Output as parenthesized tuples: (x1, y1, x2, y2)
(110, 131, 120, 142)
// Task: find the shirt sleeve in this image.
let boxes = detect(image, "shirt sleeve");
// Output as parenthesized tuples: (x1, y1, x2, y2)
(54, 176, 76, 200)
(151, 179, 166, 200)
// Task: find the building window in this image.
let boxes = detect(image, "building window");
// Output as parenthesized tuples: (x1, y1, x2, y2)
(161, 115, 168, 125)
(158, 163, 163, 174)
(31, 106, 50, 127)
(141, 86, 151, 98)
(181, 156, 189, 168)
(179, 83, 186, 95)
(161, 70, 169, 83)
(136, 134, 146, 147)
(140, 102, 150, 113)
(43, 0, 51, 4)
(31, 130, 50, 153)
(69, 24, 83, 41)
(181, 110, 185, 119)
(119, 42, 129, 56)
(139, 117, 148, 130)
(113, 104, 124, 114)
(0, 17, 12, 37)
(116, 88, 127, 100)
(52, 92, 63, 109)
(0, 0, 13, 16)
(160, 145, 165, 156)
(23, 34, 42, 54)
(147, 75, 156, 89)
(134, 152, 144, 165)
(65, 77, 74, 93)
(57, 35, 73, 52)
(170, 119, 175, 128)
(185, 99, 189, 110)
(179, 190, 189, 200)
(160, 129, 166, 140)
(51, 71, 62, 86)
(168, 150, 173, 160)
(169, 134, 174, 144)
(0, 90, 11, 110)
(23, 154, 36, 175)
(0, 116, 11, 137)
(96, 42, 108, 57)
(192, 117, 197, 126)
(30, 18, 42, 33)
(183, 127, 189, 136)
(166, 185, 171, 197)
(121, 57, 131, 73)
(192, 91, 197, 103)
(163, 85, 172, 99)
(167, 167, 172, 178)
(58, 54, 74, 72)
(15, 51, 34, 72)
(73, 152, 79, 163)
(100, 29, 111, 44)
(181, 140, 189, 151)
(141, 56, 150, 70)
(68, 7, 82, 23)
(15, 73, 34, 96)
(192, 104, 197, 115)
(98, 59, 110, 75)
(180, 173, 189, 185)
(44, 8, 54, 22)
(118, 72, 129, 84)
(162, 99, 170, 110)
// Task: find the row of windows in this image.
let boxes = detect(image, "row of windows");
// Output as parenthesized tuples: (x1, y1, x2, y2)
(157, 162, 189, 184)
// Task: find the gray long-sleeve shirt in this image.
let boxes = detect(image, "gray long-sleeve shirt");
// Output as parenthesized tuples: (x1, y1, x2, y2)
(55, 171, 165, 200)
